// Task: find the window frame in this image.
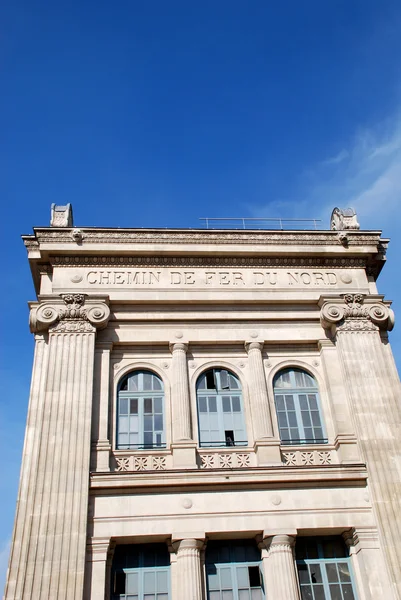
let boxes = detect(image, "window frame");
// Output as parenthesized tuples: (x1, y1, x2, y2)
(296, 537, 358, 600)
(273, 367, 327, 445)
(196, 367, 248, 448)
(116, 369, 166, 450)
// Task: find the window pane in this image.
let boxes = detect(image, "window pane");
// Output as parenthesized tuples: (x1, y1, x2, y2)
(143, 372, 153, 391)
(311, 412, 322, 427)
(313, 585, 325, 600)
(220, 370, 230, 389)
(126, 572, 139, 593)
(144, 571, 156, 593)
(285, 395, 295, 410)
(329, 584, 343, 600)
(338, 563, 351, 582)
(220, 567, 232, 588)
(228, 374, 239, 389)
(299, 394, 308, 410)
(130, 398, 138, 414)
(130, 415, 139, 432)
(275, 395, 285, 410)
(154, 415, 163, 430)
(301, 411, 312, 427)
(208, 397, 217, 412)
(198, 397, 207, 412)
(144, 398, 153, 414)
(248, 566, 261, 587)
(154, 397, 163, 413)
(144, 416, 153, 431)
(153, 376, 162, 391)
(223, 397, 231, 412)
(310, 564, 322, 583)
(288, 411, 298, 427)
(120, 398, 129, 415)
(342, 584, 355, 599)
(239, 591, 250, 600)
(250, 590, 262, 600)
(119, 416, 129, 433)
(308, 395, 318, 410)
(232, 396, 241, 412)
(298, 564, 310, 584)
(222, 591, 234, 600)
(278, 412, 288, 427)
(236, 566, 249, 587)
(326, 563, 339, 582)
(300, 586, 313, 600)
(128, 373, 139, 391)
(144, 432, 153, 446)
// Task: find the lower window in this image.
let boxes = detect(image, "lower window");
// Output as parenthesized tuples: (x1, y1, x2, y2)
(296, 537, 357, 600)
(111, 543, 170, 600)
(205, 540, 264, 600)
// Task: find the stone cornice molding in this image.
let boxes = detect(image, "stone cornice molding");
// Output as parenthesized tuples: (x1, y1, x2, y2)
(25, 228, 384, 248)
(319, 294, 394, 335)
(49, 255, 370, 269)
(30, 294, 110, 333)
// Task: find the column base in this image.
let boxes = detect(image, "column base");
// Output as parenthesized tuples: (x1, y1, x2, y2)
(254, 440, 282, 466)
(171, 442, 198, 469)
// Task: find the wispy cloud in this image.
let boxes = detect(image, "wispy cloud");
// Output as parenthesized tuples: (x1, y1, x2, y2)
(249, 112, 401, 229)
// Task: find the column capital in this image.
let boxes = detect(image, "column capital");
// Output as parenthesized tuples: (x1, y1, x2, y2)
(245, 340, 264, 353)
(262, 534, 296, 552)
(30, 294, 110, 333)
(169, 341, 189, 353)
(172, 538, 205, 553)
(319, 293, 394, 336)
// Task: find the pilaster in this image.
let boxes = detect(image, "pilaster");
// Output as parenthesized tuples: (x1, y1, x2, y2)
(91, 340, 113, 472)
(320, 293, 401, 599)
(245, 341, 280, 465)
(169, 342, 197, 468)
(5, 294, 110, 600)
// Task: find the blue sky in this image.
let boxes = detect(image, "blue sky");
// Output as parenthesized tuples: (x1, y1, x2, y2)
(1, 0, 401, 591)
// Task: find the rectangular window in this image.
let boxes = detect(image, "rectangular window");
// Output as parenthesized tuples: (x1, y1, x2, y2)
(296, 537, 357, 600)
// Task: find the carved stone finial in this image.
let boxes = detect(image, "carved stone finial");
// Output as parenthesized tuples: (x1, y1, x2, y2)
(330, 207, 360, 231)
(50, 203, 73, 227)
(30, 294, 110, 333)
(320, 294, 394, 335)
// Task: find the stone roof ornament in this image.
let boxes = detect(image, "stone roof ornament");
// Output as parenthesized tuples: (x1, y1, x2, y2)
(50, 203, 73, 227)
(330, 207, 360, 231)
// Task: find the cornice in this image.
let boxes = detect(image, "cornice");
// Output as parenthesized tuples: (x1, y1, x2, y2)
(49, 255, 368, 269)
(24, 228, 384, 247)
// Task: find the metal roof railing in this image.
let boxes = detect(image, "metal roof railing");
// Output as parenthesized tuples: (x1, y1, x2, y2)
(199, 217, 322, 230)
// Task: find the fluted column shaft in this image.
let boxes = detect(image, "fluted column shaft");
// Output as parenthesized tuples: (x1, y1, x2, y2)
(173, 539, 204, 600)
(336, 329, 401, 599)
(245, 341, 273, 438)
(321, 294, 401, 600)
(5, 294, 110, 600)
(169, 342, 192, 441)
(264, 535, 300, 600)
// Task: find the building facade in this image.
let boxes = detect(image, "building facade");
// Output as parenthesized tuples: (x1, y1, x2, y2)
(4, 205, 401, 600)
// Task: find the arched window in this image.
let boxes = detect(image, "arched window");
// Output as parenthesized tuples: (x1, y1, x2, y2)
(273, 368, 326, 444)
(117, 370, 165, 450)
(196, 368, 247, 447)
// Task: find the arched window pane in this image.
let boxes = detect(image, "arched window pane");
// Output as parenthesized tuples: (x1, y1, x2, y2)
(196, 369, 247, 447)
(273, 368, 326, 444)
(117, 370, 165, 450)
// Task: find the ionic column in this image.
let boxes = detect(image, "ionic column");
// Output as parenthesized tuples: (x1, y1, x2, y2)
(321, 293, 401, 600)
(244, 341, 273, 439)
(92, 340, 113, 471)
(172, 538, 204, 600)
(169, 342, 192, 441)
(5, 294, 110, 600)
(262, 535, 300, 600)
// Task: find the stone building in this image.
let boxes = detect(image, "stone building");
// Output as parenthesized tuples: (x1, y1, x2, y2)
(4, 204, 401, 600)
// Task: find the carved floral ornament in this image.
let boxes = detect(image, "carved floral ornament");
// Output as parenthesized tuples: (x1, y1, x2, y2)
(30, 294, 110, 333)
(320, 294, 394, 334)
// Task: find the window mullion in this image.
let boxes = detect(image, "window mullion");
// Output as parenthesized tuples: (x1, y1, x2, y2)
(293, 392, 305, 442)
